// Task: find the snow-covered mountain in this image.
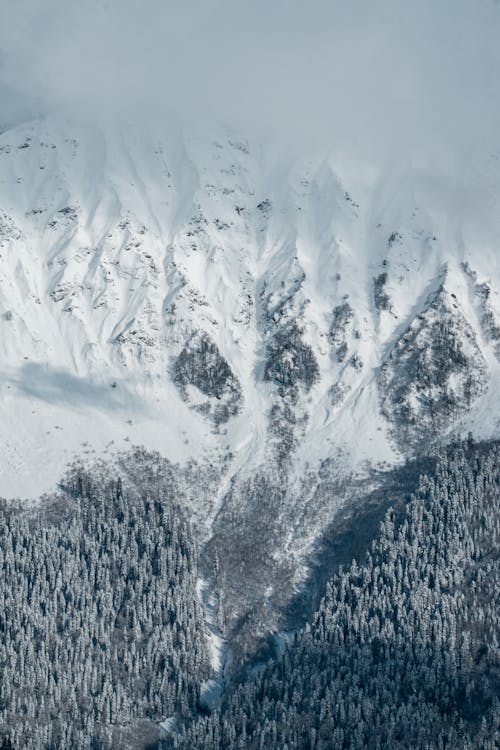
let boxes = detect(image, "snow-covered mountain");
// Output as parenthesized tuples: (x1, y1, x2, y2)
(1, 111, 500, 667)
(1, 115, 499, 500)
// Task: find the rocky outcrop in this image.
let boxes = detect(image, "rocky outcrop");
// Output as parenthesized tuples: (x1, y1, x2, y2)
(263, 323, 318, 464)
(378, 288, 488, 451)
(330, 299, 354, 363)
(173, 332, 242, 425)
(373, 272, 391, 312)
(264, 323, 319, 393)
(462, 262, 500, 360)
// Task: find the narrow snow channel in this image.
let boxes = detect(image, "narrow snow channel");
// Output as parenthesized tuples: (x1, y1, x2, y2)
(196, 576, 227, 710)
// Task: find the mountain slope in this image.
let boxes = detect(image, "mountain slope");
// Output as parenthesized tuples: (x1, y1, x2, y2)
(1, 116, 499, 501)
(1, 113, 500, 702)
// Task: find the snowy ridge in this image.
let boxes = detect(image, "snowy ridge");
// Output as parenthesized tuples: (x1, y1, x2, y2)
(0, 116, 500, 500)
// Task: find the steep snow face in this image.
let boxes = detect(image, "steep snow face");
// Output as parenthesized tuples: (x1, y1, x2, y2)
(0, 116, 500, 499)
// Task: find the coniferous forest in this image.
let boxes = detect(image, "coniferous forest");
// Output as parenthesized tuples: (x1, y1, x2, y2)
(0, 443, 499, 749)
(0, 475, 210, 749)
(173, 444, 499, 750)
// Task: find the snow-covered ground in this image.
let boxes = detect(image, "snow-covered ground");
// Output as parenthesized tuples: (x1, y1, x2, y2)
(196, 577, 227, 709)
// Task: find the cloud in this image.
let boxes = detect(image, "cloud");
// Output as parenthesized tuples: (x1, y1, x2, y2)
(1, 0, 499, 166)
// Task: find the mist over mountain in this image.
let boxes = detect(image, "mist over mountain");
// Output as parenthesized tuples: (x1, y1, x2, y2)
(2, 0, 500, 161)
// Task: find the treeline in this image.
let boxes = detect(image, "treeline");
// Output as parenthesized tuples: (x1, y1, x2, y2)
(173, 444, 499, 749)
(0, 473, 210, 749)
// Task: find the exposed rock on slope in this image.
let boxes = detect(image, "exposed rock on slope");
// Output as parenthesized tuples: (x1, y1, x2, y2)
(463, 261, 500, 360)
(173, 332, 242, 425)
(264, 323, 319, 393)
(378, 287, 488, 451)
(329, 298, 355, 363)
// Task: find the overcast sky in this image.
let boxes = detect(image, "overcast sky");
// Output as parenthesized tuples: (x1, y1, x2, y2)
(0, 0, 499, 167)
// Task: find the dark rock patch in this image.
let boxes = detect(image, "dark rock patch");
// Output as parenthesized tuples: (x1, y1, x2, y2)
(264, 323, 319, 392)
(330, 299, 354, 362)
(378, 288, 488, 452)
(173, 332, 242, 425)
(374, 271, 391, 312)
